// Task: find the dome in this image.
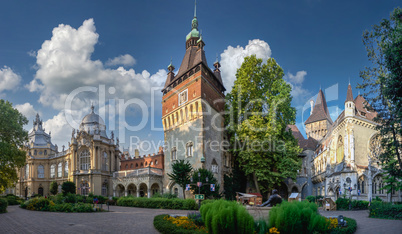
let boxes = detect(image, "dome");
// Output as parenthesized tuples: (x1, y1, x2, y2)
(79, 105, 108, 138)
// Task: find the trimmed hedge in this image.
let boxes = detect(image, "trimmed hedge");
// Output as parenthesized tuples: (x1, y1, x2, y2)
(117, 197, 198, 210)
(369, 201, 402, 220)
(0, 198, 8, 213)
(20, 196, 100, 212)
(153, 214, 206, 234)
(330, 217, 357, 234)
(336, 198, 369, 210)
(2, 194, 23, 205)
(200, 200, 254, 234)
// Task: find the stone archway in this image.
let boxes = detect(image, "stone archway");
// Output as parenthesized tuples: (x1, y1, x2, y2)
(151, 183, 160, 196)
(139, 183, 148, 197)
(127, 183, 137, 196)
(277, 182, 289, 200)
(291, 186, 299, 193)
(327, 188, 335, 202)
(116, 184, 125, 197)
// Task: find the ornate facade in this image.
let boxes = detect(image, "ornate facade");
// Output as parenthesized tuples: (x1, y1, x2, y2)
(288, 84, 401, 202)
(15, 106, 121, 198)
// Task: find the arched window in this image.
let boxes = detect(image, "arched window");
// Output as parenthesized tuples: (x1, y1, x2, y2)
(80, 150, 90, 170)
(44, 150, 47, 155)
(195, 102, 199, 117)
(336, 136, 344, 163)
(171, 147, 177, 161)
(141, 162, 143, 167)
(125, 164, 128, 169)
(34, 150, 37, 155)
(25, 164, 29, 179)
(180, 109, 184, 124)
(102, 152, 108, 171)
(64, 161, 68, 177)
(57, 162, 62, 177)
(38, 165, 44, 178)
(145, 162, 148, 166)
(50, 164, 55, 178)
(136, 163, 138, 167)
(186, 142, 193, 157)
(174, 187, 178, 196)
(185, 106, 188, 122)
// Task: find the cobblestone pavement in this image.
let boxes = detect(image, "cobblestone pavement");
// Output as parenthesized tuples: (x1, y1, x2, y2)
(1, 205, 401, 234)
(0, 205, 189, 234)
(319, 210, 402, 234)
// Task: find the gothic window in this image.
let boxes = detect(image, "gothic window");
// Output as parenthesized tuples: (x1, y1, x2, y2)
(186, 142, 193, 157)
(136, 163, 138, 167)
(50, 164, 55, 178)
(179, 89, 188, 106)
(34, 150, 37, 155)
(102, 152, 108, 171)
(38, 165, 44, 178)
(174, 187, 178, 196)
(130, 163, 133, 169)
(212, 164, 219, 174)
(125, 164, 128, 169)
(336, 136, 344, 163)
(44, 150, 47, 155)
(25, 164, 29, 179)
(155, 160, 158, 165)
(80, 150, 90, 170)
(145, 162, 148, 166)
(64, 161, 68, 177)
(57, 162, 62, 177)
(171, 147, 177, 161)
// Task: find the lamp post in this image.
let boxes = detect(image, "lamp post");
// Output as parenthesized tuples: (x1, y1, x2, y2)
(190, 172, 210, 209)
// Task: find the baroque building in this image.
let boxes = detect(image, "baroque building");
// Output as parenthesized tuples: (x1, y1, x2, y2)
(287, 84, 401, 202)
(160, 5, 228, 198)
(15, 106, 121, 198)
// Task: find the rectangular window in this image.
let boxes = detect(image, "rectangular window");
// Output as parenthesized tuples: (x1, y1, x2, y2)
(50, 165, 55, 178)
(171, 148, 177, 161)
(186, 144, 193, 157)
(57, 163, 62, 177)
(64, 161, 68, 177)
(178, 89, 188, 106)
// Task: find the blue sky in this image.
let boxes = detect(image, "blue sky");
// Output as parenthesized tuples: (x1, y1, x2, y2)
(0, 0, 399, 154)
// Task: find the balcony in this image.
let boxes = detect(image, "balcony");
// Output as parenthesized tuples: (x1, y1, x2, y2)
(113, 167, 163, 178)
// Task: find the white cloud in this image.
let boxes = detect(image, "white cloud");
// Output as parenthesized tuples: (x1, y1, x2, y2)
(43, 111, 74, 147)
(106, 54, 136, 67)
(27, 18, 167, 111)
(220, 39, 272, 92)
(0, 66, 21, 93)
(27, 50, 37, 57)
(284, 71, 311, 106)
(15, 103, 39, 119)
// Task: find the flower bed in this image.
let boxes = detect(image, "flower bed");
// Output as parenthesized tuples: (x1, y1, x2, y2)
(154, 214, 207, 234)
(117, 197, 198, 210)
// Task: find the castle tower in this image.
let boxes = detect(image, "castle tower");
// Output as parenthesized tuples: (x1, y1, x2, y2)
(345, 83, 355, 117)
(305, 89, 333, 141)
(161, 2, 226, 197)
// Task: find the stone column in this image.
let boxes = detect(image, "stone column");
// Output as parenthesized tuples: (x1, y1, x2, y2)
(368, 160, 373, 202)
(124, 189, 128, 197)
(113, 190, 116, 197)
(136, 190, 140, 198)
(148, 188, 151, 198)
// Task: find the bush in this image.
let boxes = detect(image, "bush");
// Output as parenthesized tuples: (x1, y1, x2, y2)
(21, 196, 99, 213)
(268, 201, 329, 234)
(254, 219, 269, 234)
(62, 181, 76, 195)
(306, 196, 316, 203)
(154, 214, 206, 234)
(3, 195, 23, 205)
(116, 197, 198, 210)
(0, 198, 8, 213)
(162, 193, 178, 199)
(188, 211, 204, 226)
(330, 217, 357, 234)
(369, 201, 402, 220)
(336, 198, 369, 210)
(23, 197, 54, 211)
(200, 200, 254, 234)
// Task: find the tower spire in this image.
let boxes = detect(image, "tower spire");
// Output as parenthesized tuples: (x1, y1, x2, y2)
(194, 0, 197, 18)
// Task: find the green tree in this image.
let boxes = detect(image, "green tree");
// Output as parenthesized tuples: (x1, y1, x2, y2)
(223, 161, 247, 200)
(50, 181, 58, 195)
(62, 181, 76, 195)
(0, 100, 28, 193)
(190, 168, 221, 199)
(357, 8, 402, 198)
(225, 55, 301, 194)
(167, 159, 192, 199)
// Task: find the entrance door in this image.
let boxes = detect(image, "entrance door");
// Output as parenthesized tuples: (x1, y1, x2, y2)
(38, 187, 44, 196)
(25, 187, 28, 199)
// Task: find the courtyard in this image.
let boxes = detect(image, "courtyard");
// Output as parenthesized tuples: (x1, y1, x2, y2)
(1, 205, 401, 234)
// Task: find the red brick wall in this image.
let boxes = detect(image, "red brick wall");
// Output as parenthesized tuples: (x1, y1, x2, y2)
(120, 153, 164, 171)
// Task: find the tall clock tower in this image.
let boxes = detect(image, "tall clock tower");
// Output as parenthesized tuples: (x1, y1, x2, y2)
(161, 3, 226, 197)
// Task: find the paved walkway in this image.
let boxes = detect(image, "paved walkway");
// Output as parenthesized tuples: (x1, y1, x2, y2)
(0, 205, 189, 234)
(0, 205, 401, 233)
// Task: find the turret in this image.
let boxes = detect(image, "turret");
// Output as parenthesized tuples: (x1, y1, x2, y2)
(345, 83, 355, 117)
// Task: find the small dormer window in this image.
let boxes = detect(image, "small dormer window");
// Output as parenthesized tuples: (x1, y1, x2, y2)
(361, 111, 366, 117)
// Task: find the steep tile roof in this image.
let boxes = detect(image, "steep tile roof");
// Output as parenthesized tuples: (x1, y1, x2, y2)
(305, 89, 333, 125)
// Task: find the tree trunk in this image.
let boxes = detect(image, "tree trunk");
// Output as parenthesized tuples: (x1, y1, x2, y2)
(253, 172, 261, 194)
(182, 187, 186, 199)
(391, 125, 402, 170)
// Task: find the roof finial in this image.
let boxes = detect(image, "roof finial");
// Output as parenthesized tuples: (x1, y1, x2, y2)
(215, 53, 219, 63)
(194, 0, 197, 18)
(91, 102, 94, 113)
(349, 77, 350, 85)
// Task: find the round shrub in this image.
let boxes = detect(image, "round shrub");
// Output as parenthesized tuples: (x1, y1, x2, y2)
(0, 198, 8, 213)
(200, 200, 254, 234)
(268, 201, 329, 234)
(61, 181, 76, 195)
